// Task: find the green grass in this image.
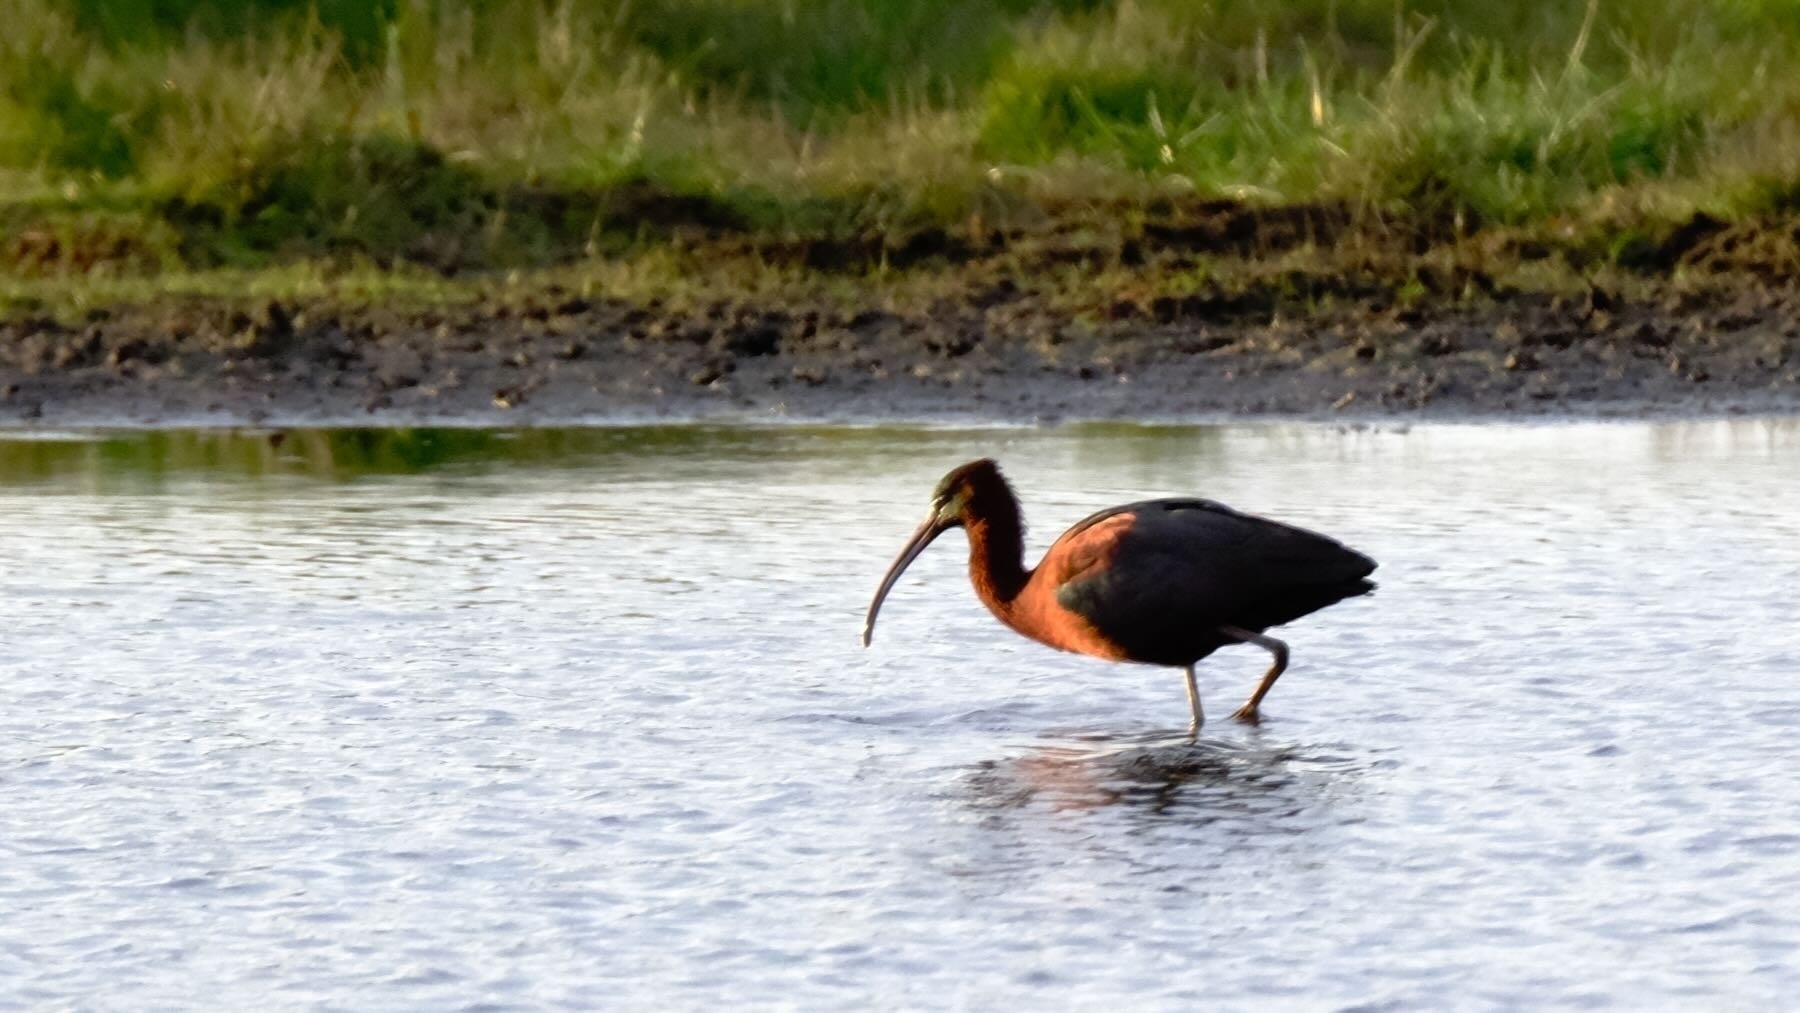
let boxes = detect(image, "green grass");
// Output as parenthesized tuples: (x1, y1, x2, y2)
(3, 0, 1799, 285)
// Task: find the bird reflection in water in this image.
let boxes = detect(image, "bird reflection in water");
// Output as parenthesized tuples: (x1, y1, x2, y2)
(966, 729, 1328, 816)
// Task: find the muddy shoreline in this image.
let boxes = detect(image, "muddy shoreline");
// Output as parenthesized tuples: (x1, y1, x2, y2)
(3, 280, 1797, 428)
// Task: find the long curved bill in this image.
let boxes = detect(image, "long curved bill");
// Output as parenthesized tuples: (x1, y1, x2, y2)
(861, 514, 947, 647)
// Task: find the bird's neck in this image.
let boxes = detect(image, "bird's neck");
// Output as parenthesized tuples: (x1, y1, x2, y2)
(965, 500, 1030, 608)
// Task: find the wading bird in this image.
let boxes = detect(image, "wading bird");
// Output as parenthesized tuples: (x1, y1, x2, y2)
(861, 459, 1376, 730)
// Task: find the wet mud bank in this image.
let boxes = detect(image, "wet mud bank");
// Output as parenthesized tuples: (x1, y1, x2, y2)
(4, 277, 1798, 427)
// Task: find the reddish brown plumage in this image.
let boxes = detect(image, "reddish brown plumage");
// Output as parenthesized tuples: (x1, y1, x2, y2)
(985, 511, 1133, 661)
(862, 458, 1377, 728)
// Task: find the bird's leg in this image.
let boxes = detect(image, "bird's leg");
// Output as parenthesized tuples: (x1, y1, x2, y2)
(1221, 625, 1288, 724)
(1183, 664, 1204, 734)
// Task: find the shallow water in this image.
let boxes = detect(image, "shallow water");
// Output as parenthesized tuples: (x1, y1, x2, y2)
(2, 420, 1797, 1009)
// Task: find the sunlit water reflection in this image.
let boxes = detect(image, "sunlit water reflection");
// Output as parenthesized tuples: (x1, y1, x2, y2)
(1, 421, 1797, 1007)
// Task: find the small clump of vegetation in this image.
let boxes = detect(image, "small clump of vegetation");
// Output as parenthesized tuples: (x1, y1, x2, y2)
(2, 0, 1799, 299)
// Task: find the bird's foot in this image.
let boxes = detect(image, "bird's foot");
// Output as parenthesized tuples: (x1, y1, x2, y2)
(1230, 705, 1262, 726)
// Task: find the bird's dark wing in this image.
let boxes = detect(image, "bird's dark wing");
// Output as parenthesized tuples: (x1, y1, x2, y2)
(1052, 498, 1376, 665)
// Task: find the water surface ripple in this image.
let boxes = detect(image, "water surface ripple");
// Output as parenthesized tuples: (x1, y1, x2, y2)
(1, 421, 1797, 1008)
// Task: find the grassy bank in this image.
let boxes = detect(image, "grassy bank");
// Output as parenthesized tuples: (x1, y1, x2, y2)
(4, 0, 1800, 310)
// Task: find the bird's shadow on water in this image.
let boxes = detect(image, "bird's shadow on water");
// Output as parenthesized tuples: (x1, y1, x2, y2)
(962, 725, 1366, 824)
(935, 728, 1374, 891)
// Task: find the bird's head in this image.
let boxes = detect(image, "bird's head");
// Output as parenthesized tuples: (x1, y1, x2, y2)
(861, 458, 1008, 647)
(924, 457, 1003, 528)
